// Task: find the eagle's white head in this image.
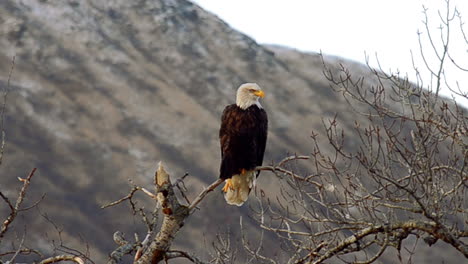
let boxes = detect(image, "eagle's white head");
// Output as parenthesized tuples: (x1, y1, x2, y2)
(236, 83, 265, 110)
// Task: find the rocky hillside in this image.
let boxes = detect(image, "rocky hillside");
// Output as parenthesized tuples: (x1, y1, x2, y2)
(0, 0, 464, 263)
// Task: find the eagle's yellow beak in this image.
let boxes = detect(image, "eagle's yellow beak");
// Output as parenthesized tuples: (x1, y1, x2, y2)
(253, 90, 265, 98)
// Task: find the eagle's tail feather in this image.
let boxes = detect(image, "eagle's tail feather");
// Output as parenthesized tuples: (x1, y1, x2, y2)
(223, 171, 255, 206)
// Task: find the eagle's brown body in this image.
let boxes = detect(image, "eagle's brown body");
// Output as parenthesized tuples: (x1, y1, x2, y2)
(219, 104, 268, 180)
(219, 83, 268, 206)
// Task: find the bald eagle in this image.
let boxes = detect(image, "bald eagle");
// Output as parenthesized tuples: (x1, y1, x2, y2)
(219, 83, 268, 206)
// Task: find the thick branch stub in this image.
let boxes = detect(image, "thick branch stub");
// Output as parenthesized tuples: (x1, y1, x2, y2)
(134, 162, 223, 264)
(136, 162, 189, 264)
(155, 161, 169, 187)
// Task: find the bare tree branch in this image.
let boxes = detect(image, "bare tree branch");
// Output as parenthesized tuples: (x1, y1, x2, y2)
(6, 229, 26, 264)
(309, 220, 468, 263)
(188, 178, 223, 211)
(0, 168, 37, 242)
(107, 231, 138, 264)
(165, 250, 208, 264)
(39, 255, 85, 264)
(101, 185, 156, 209)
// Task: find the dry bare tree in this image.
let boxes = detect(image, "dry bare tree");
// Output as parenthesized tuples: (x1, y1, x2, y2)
(2, 1, 467, 264)
(103, 162, 224, 264)
(239, 1, 467, 263)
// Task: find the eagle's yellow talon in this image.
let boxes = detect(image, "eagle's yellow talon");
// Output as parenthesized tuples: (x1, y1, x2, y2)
(222, 179, 232, 192)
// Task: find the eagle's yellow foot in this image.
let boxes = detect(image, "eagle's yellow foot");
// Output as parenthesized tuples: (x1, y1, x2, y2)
(222, 179, 233, 192)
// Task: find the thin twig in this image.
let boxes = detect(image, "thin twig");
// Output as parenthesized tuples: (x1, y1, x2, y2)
(166, 250, 208, 264)
(188, 178, 224, 211)
(101, 186, 156, 209)
(0, 248, 42, 258)
(0, 191, 14, 211)
(8, 229, 26, 263)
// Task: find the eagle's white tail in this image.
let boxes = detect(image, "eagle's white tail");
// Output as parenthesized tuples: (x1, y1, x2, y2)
(224, 171, 255, 206)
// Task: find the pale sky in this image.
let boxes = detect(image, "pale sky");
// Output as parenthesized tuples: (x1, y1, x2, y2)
(192, 0, 468, 107)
